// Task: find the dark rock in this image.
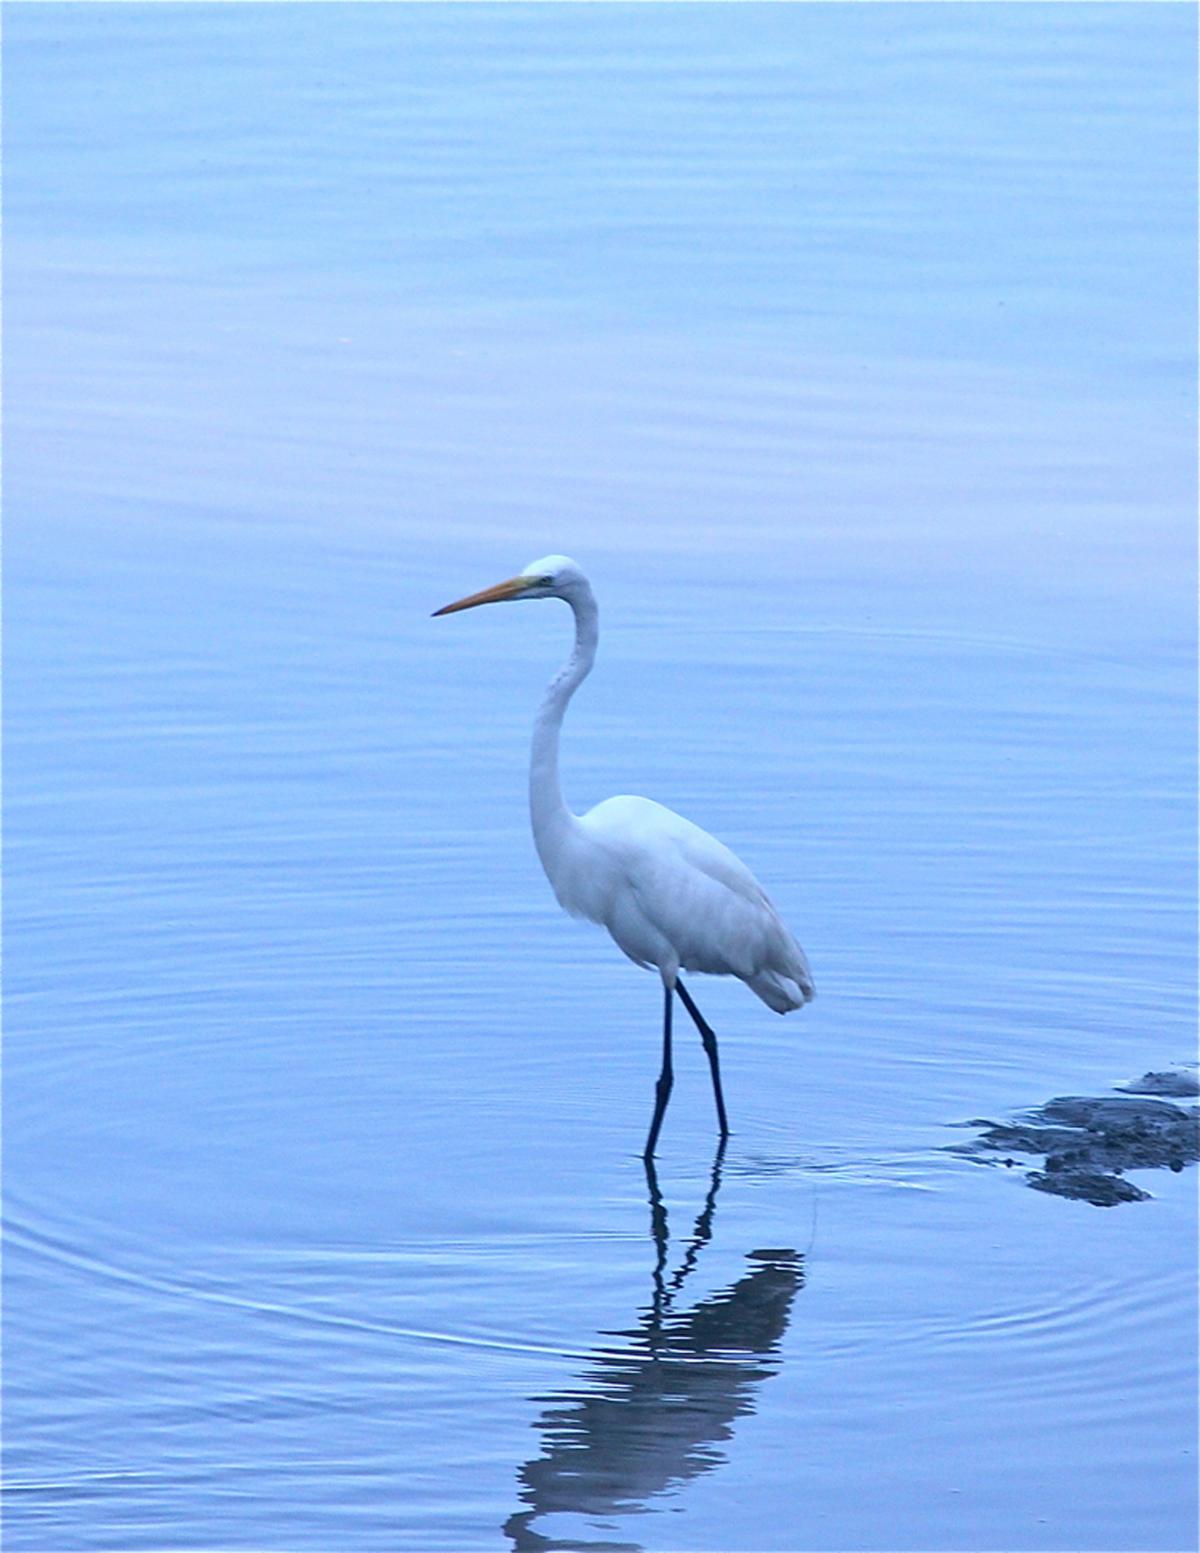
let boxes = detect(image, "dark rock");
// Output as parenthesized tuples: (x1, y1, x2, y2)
(1037, 1097, 1200, 1172)
(974, 1123, 1091, 1158)
(959, 1086, 1198, 1208)
(1029, 1170, 1151, 1207)
(1115, 1070, 1200, 1099)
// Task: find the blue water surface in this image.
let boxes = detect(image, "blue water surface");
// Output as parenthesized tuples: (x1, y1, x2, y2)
(3, 5, 1197, 1550)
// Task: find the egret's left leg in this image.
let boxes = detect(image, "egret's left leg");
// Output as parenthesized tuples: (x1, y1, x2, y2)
(675, 978, 731, 1139)
(643, 980, 675, 1159)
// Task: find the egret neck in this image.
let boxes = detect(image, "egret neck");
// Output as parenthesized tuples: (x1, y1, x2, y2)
(529, 576, 598, 868)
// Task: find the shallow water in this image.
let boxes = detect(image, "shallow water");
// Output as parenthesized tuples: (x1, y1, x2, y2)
(3, 6, 1197, 1551)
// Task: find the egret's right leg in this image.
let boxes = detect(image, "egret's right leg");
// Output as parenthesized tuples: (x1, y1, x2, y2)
(675, 977, 731, 1139)
(643, 980, 674, 1159)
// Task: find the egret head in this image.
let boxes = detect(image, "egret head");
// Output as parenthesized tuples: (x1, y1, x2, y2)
(432, 555, 584, 616)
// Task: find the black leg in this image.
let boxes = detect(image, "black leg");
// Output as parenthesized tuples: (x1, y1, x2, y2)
(676, 977, 731, 1139)
(643, 980, 674, 1159)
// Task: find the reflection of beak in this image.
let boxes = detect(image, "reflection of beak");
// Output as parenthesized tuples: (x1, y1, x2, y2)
(431, 576, 529, 617)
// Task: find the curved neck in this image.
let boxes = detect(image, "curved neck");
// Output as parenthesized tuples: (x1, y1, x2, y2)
(530, 581, 598, 855)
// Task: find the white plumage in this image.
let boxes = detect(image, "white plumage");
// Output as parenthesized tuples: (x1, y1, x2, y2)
(434, 554, 813, 1154)
(569, 795, 813, 1012)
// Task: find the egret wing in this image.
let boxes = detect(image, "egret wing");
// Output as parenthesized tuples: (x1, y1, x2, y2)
(581, 795, 807, 987)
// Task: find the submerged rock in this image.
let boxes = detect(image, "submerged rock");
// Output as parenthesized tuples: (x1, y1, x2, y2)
(1028, 1169, 1151, 1206)
(1038, 1097, 1199, 1171)
(962, 1082, 1199, 1207)
(1115, 1070, 1200, 1099)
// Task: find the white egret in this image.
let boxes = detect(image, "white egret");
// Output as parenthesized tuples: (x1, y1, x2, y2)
(433, 556, 814, 1156)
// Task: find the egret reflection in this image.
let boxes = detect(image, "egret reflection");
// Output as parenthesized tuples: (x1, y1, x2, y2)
(505, 1147, 804, 1551)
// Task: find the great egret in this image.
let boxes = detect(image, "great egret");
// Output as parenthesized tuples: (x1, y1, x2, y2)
(433, 555, 814, 1156)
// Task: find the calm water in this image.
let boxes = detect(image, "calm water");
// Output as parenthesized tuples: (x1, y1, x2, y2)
(3, 5, 1197, 1550)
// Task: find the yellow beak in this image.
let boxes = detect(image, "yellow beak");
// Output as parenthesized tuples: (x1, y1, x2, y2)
(432, 575, 531, 617)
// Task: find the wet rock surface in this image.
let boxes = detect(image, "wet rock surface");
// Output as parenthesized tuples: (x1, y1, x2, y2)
(1028, 1169, 1151, 1207)
(960, 1078, 1200, 1206)
(1115, 1069, 1200, 1098)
